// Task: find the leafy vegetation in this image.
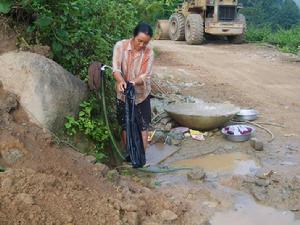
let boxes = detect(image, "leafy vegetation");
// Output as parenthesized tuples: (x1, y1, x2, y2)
(64, 96, 110, 160)
(246, 25, 300, 54)
(240, 0, 300, 54)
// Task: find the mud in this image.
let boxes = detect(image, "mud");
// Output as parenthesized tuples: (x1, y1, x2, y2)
(145, 40, 300, 224)
(210, 193, 300, 225)
(172, 152, 258, 175)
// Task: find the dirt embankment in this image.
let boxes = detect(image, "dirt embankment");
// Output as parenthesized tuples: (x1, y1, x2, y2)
(0, 84, 187, 225)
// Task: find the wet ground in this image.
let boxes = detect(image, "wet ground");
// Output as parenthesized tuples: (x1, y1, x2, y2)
(145, 135, 300, 224)
(139, 39, 300, 224)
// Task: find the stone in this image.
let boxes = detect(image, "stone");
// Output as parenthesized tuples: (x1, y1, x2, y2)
(255, 179, 270, 187)
(93, 163, 110, 176)
(250, 138, 264, 151)
(250, 187, 267, 201)
(150, 130, 167, 144)
(165, 123, 173, 131)
(16, 193, 34, 205)
(160, 210, 178, 221)
(142, 223, 159, 225)
(0, 86, 18, 126)
(85, 155, 97, 164)
(255, 168, 274, 179)
(1, 177, 13, 190)
(106, 170, 120, 183)
(187, 168, 206, 181)
(125, 212, 139, 225)
(160, 117, 172, 125)
(65, 215, 73, 223)
(121, 203, 138, 212)
(0, 51, 88, 132)
(1, 148, 24, 164)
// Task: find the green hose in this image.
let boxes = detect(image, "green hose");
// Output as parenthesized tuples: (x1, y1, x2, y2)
(99, 68, 125, 160)
(137, 166, 193, 173)
(0, 166, 5, 172)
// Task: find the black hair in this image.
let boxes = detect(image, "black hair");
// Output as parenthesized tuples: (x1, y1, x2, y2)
(133, 22, 153, 38)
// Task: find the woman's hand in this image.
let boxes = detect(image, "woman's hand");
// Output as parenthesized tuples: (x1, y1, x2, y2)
(117, 81, 127, 92)
(129, 80, 136, 86)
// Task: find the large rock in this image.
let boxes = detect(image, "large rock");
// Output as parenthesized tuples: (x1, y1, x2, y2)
(0, 51, 88, 131)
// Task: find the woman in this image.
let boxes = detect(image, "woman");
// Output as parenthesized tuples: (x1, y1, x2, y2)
(112, 22, 154, 151)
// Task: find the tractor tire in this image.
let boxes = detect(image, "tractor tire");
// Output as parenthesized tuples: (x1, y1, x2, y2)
(169, 13, 185, 41)
(228, 14, 246, 44)
(185, 14, 204, 45)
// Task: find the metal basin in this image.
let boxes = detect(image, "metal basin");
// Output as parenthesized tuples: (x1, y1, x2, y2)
(165, 103, 240, 131)
(222, 125, 255, 142)
(234, 109, 258, 122)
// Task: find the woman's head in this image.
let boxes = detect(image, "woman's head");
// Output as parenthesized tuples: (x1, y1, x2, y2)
(132, 22, 153, 51)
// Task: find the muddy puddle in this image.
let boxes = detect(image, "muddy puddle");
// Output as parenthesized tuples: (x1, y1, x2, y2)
(172, 152, 259, 175)
(210, 194, 300, 225)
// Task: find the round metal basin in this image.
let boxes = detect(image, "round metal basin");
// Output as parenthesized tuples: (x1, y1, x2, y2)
(234, 109, 258, 122)
(165, 103, 240, 131)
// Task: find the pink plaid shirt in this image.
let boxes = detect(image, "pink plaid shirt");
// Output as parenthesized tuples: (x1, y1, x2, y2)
(112, 39, 154, 104)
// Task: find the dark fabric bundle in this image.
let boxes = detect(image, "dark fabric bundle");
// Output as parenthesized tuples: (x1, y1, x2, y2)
(124, 82, 146, 168)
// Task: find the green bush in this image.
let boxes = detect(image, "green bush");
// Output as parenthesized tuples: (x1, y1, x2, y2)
(246, 25, 300, 54)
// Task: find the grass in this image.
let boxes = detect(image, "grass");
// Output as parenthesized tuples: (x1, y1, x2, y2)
(246, 25, 300, 54)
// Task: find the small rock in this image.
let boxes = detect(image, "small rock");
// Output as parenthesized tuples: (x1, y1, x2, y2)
(1, 177, 13, 190)
(65, 215, 73, 223)
(255, 169, 274, 179)
(187, 168, 206, 181)
(255, 179, 270, 187)
(165, 123, 173, 131)
(85, 155, 97, 164)
(107, 170, 120, 183)
(121, 203, 138, 212)
(16, 193, 34, 205)
(250, 138, 264, 151)
(290, 176, 300, 190)
(150, 130, 166, 144)
(184, 132, 191, 138)
(93, 163, 110, 176)
(1, 148, 24, 164)
(251, 187, 267, 201)
(142, 222, 159, 225)
(126, 212, 139, 225)
(160, 210, 178, 221)
(160, 117, 172, 125)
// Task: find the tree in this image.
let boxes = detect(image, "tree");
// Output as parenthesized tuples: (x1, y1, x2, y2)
(277, 0, 300, 28)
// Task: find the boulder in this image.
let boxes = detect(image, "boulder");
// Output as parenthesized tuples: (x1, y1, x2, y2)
(0, 51, 88, 132)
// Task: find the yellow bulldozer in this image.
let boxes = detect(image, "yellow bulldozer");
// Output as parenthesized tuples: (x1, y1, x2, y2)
(156, 0, 246, 44)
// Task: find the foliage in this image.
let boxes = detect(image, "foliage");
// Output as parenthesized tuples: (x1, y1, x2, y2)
(129, 0, 181, 24)
(240, 0, 300, 54)
(246, 25, 300, 54)
(64, 95, 110, 160)
(1, 0, 138, 79)
(240, 0, 300, 29)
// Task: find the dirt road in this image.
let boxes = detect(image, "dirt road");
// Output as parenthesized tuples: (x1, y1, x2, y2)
(153, 40, 300, 134)
(150, 41, 300, 224)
